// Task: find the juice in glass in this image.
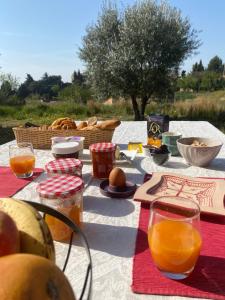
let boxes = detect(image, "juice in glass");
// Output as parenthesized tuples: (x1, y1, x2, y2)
(148, 219, 202, 275)
(148, 196, 202, 280)
(10, 155, 35, 176)
(9, 143, 35, 178)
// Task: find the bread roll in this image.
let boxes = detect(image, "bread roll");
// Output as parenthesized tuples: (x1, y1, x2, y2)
(51, 125, 61, 130)
(77, 121, 88, 130)
(50, 117, 70, 127)
(87, 116, 97, 126)
(80, 125, 98, 131)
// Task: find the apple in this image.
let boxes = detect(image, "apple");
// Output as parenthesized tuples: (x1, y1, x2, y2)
(0, 210, 20, 256)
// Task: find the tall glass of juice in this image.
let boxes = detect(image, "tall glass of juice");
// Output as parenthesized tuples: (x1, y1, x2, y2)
(148, 196, 202, 280)
(9, 142, 35, 178)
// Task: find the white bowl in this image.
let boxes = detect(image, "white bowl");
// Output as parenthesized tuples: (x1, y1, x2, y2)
(177, 137, 223, 167)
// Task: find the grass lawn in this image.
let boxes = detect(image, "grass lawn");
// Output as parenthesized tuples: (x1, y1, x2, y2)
(0, 90, 225, 145)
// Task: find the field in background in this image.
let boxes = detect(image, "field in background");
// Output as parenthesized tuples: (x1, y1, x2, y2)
(0, 90, 225, 144)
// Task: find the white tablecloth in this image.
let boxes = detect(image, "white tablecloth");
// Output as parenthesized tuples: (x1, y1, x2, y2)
(0, 121, 225, 300)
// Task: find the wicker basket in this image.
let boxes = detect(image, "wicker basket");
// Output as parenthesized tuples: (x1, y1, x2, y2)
(13, 127, 115, 149)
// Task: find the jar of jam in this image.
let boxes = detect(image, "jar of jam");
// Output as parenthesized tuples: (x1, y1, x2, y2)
(37, 175, 84, 241)
(45, 158, 83, 177)
(89, 142, 116, 179)
(51, 141, 81, 159)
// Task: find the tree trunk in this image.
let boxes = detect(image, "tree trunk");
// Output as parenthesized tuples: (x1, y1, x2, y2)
(131, 95, 141, 120)
(140, 95, 148, 120)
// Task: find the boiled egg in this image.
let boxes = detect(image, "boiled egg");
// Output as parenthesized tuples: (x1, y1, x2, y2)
(109, 167, 126, 188)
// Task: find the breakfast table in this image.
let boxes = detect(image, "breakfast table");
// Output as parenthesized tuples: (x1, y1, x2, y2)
(0, 120, 225, 300)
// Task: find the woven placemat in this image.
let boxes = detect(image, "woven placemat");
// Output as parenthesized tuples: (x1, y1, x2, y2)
(0, 166, 43, 197)
(132, 175, 225, 300)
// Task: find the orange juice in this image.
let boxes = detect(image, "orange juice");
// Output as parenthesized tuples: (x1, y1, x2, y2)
(45, 203, 83, 241)
(10, 155, 35, 175)
(148, 219, 202, 274)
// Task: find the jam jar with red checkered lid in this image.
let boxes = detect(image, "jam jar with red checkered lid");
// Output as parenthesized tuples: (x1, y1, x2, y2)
(37, 175, 84, 241)
(89, 142, 116, 179)
(45, 158, 83, 178)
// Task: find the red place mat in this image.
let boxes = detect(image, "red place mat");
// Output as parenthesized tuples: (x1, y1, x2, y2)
(0, 166, 43, 197)
(132, 175, 225, 300)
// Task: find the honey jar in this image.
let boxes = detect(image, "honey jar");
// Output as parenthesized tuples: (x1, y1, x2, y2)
(37, 175, 84, 241)
(45, 158, 83, 177)
(89, 142, 116, 179)
(128, 141, 143, 153)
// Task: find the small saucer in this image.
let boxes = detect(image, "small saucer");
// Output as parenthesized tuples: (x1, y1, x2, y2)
(100, 180, 137, 198)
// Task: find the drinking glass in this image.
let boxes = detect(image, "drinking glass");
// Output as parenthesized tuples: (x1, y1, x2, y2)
(9, 142, 35, 178)
(148, 196, 202, 280)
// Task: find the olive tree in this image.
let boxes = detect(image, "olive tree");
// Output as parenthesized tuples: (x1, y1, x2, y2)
(79, 0, 200, 120)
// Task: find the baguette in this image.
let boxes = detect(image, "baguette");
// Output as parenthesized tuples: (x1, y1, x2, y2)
(96, 119, 121, 130)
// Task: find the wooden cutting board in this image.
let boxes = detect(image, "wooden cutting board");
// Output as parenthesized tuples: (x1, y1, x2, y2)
(134, 172, 225, 216)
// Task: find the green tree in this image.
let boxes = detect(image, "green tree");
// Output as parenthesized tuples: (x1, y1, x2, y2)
(181, 70, 186, 78)
(71, 70, 85, 86)
(0, 81, 13, 98)
(198, 60, 204, 72)
(36, 73, 63, 101)
(192, 60, 204, 73)
(79, 0, 200, 119)
(59, 84, 92, 103)
(17, 74, 34, 99)
(192, 62, 199, 73)
(0, 73, 19, 90)
(207, 56, 224, 73)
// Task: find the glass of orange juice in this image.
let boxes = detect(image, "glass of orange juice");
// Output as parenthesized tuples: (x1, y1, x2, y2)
(9, 142, 35, 178)
(148, 196, 202, 280)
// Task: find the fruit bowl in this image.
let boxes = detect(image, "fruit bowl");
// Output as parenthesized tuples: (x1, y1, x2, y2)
(177, 137, 223, 167)
(26, 201, 92, 300)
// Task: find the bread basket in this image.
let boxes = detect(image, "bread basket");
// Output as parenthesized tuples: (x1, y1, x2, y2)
(13, 127, 115, 149)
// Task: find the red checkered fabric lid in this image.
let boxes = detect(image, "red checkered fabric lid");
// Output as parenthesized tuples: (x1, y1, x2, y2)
(45, 158, 83, 174)
(37, 175, 84, 199)
(89, 142, 116, 153)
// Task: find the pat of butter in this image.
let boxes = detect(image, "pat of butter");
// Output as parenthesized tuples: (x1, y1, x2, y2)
(128, 142, 143, 153)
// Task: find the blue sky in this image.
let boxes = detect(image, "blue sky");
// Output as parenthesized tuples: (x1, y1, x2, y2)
(0, 0, 224, 83)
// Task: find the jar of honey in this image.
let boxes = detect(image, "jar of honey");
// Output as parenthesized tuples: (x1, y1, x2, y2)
(37, 175, 84, 241)
(45, 158, 83, 178)
(89, 142, 116, 179)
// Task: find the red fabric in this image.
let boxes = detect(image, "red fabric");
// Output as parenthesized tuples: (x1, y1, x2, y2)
(45, 158, 83, 174)
(89, 142, 116, 152)
(36, 175, 83, 199)
(132, 175, 225, 300)
(0, 166, 43, 197)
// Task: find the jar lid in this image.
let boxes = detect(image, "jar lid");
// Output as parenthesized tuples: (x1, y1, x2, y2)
(37, 175, 84, 199)
(89, 142, 116, 153)
(45, 158, 83, 174)
(52, 142, 81, 155)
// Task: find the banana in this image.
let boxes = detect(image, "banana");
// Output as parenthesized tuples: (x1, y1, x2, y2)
(0, 198, 55, 262)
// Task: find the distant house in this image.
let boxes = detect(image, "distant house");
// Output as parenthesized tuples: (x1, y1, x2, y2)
(104, 98, 113, 105)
